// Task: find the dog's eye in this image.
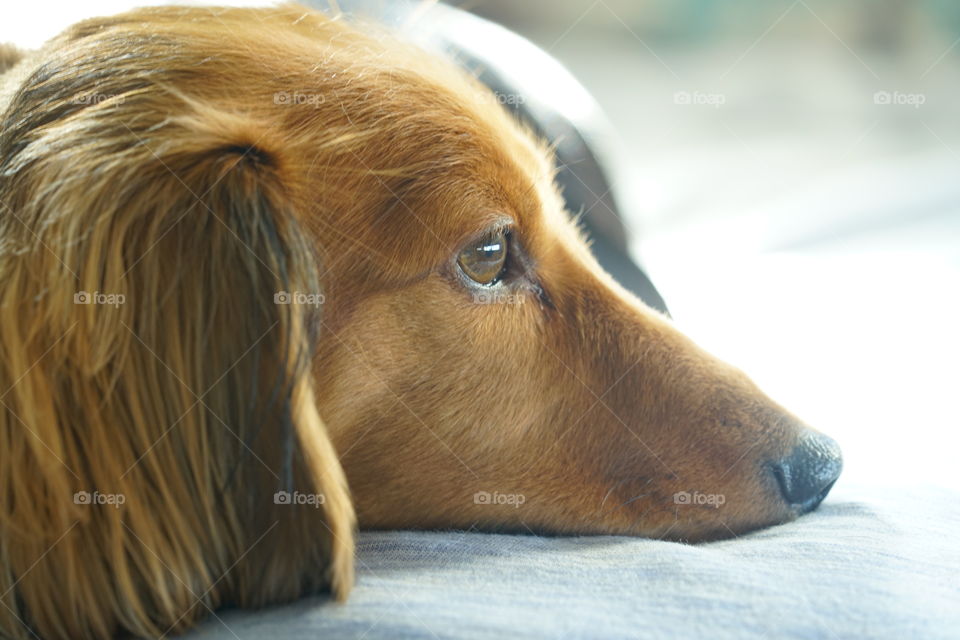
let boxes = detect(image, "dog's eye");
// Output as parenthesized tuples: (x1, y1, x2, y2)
(457, 229, 508, 285)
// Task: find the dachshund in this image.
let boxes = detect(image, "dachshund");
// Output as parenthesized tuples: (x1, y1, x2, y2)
(0, 5, 842, 638)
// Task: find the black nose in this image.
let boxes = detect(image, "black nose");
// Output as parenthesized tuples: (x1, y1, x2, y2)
(772, 431, 842, 513)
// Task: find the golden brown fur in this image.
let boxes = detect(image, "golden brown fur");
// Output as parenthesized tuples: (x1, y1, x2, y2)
(0, 5, 832, 638)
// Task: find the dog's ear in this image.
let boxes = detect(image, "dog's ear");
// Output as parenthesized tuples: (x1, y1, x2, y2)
(0, 89, 354, 638)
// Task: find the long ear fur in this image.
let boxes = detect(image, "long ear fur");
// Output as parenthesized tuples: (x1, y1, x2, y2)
(0, 58, 354, 639)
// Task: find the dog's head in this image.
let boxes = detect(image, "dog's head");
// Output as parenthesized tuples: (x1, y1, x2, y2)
(0, 5, 841, 638)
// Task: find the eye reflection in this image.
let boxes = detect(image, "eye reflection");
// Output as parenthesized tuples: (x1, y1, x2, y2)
(457, 230, 508, 285)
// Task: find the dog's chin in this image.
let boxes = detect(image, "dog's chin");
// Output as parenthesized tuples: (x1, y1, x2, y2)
(661, 514, 800, 544)
(398, 494, 802, 542)
(452, 512, 798, 542)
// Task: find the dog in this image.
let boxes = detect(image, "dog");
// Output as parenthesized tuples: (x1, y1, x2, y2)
(0, 5, 842, 638)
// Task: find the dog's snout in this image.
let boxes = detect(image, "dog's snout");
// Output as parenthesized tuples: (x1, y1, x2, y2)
(771, 431, 843, 513)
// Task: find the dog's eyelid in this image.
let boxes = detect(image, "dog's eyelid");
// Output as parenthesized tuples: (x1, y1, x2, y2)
(457, 216, 515, 249)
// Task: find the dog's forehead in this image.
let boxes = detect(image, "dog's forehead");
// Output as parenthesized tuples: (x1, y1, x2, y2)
(274, 25, 561, 281)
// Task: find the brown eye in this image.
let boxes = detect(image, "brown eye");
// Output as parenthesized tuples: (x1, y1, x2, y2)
(457, 229, 508, 285)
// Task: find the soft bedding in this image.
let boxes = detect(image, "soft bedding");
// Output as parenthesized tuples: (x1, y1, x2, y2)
(187, 484, 960, 639)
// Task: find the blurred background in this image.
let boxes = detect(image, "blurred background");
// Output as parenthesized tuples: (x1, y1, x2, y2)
(3, 0, 959, 490)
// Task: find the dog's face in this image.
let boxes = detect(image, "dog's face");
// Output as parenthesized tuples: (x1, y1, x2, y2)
(0, 5, 841, 638)
(284, 22, 840, 541)
(315, 103, 810, 540)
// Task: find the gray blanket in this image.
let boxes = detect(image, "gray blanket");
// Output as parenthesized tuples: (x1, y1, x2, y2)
(187, 484, 960, 639)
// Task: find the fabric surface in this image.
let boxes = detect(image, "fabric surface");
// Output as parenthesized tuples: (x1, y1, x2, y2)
(186, 485, 960, 639)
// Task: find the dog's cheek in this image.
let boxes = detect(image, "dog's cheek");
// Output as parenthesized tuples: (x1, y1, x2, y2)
(312, 279, 555, 528)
